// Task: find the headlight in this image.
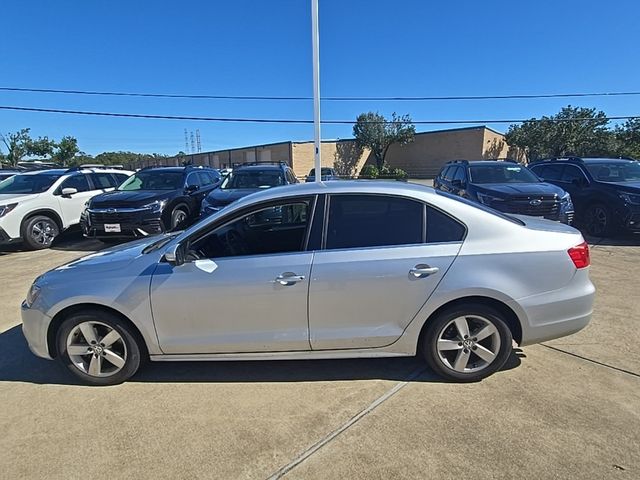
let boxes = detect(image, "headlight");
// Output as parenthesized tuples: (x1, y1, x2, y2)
(620, 193, 640, 205)
(0, 203, 18, 218)
(476, 193, 502, 205)
(142, 200, 167, 213)
(25, 283, 41, 308)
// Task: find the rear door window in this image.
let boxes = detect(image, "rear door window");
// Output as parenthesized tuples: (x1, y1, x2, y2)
(561, 165, 587, 183)
(535, 164, 564, 181)
(90, 172, 118, 189)
(326, 195, 424, 249)
(426, 207, 466, 243)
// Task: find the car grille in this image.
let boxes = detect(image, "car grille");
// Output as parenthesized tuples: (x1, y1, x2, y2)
(89, 210, 144, 224)
(492, 195, 561, 218)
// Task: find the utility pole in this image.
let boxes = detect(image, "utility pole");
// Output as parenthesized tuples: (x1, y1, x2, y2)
(184, 129, 189, 153)
(196, 129, 202, 153)
(190, 131, 196, 154)
(311, 0, 321, 182)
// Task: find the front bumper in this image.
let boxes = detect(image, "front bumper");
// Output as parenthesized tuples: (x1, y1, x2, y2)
(21, 300, 54, 360)
(620, 204, 640, 232)
(81, 208, 165, 239)
(0, 227, 20, 245)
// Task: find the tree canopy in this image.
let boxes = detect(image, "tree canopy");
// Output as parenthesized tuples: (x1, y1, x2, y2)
(353, 112, 415, 169)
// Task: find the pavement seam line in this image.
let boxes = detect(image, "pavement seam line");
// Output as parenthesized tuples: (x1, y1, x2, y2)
(265, 366, 428, 480)
(541, 344, 640, 378)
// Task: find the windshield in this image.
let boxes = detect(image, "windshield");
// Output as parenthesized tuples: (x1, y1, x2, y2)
(469, 164, 540, 184)
(0, 173, 62, 194)
(308, 168, 334, 176)
(222, 170, 284, 189)
(118, 171, 184, 191)
(584, 162, 640, 183)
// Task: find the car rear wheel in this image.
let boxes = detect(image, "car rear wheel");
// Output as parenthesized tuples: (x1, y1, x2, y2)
(421, 304, 513, 382)
(21, 215, 60, 250)
(57, 310, 142, 386)
(584, 203, 614, 237)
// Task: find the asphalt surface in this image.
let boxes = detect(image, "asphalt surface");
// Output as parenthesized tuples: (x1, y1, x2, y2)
(0, 229, 638, 479)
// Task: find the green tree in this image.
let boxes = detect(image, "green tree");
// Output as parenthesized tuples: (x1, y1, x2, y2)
(27, 135, 56, 158)
(52, 136, 79, 166)
(1, 128, 32, 167)
(353, 112, 415, 169)
(505, 106, 613, 162)
(613, 118, 640, 159)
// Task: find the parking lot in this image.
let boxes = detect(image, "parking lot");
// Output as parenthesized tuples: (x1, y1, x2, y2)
(1, 227, 639, 479)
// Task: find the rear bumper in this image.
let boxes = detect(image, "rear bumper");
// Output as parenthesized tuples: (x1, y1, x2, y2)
(517, 269, 595, 346)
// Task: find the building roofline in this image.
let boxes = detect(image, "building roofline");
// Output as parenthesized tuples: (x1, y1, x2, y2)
(173, 126, 505, 158)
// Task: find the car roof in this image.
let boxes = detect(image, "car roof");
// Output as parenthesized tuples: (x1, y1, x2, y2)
(580, 158, 636, 163)
(446, 160, 520, 167)
(233, 164, 286, 171)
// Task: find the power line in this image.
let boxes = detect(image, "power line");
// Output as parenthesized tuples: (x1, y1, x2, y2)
(2, 86, 640, 102)
(1, 105, 638, 125)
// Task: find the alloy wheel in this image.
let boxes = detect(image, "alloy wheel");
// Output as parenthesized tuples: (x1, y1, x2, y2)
(66, 321, 128, 378)
(172, 210, 187, 229)
(585, 206, 608, 236)
(31, 219, 58, 246)
(436, 315, 501, 373)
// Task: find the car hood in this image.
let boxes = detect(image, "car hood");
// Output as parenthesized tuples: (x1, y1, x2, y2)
(206, 188, 260, 205)
(600, 181, 640, 193)
(474, 182, 566, 197)
(40, 235, 170, 282)
(89, 190, 175, 208)
(0, 193, 41, 204)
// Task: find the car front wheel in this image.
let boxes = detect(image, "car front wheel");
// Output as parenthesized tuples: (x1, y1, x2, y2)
(421, 304, 513, 382)
(21, 215, 60, 250)
(584, 203, 614, 237)
(57, 310, 142, 386)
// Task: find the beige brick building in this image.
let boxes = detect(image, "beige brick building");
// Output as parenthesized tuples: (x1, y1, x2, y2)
(133, 126, 516, 179)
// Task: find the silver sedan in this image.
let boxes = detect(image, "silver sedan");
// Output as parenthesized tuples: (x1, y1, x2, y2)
(22, 181, 595, 385)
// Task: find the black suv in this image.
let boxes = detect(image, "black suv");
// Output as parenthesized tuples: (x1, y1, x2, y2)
(81, 166, 222, 239)
(201, 162, 298, 217)
(529, 157, 640, 236)
(434, 160, 574, 224)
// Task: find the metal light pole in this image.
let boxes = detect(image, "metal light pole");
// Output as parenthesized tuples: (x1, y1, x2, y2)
(311, 0, 322, 182)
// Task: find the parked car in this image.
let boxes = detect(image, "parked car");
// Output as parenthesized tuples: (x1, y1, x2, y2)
(80, 166, 222, 240)
(0, 169, 21, 182)
(305, 167, 340, 182)
(529, 157, 640, 237)
(434, 160, 574, 224)
(22, 181, 594, 385)
(0, 167, 132, 250)
(200, 162, 298, 217)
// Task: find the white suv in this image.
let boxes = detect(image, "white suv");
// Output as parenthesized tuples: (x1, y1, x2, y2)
(0, 167, 133, 250)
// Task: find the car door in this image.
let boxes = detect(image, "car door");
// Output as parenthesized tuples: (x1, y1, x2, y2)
(308, 194, 464, 350)
(150, 196, 316, 354)
(556, 164, 593, 211)
(55, 174, 96, 226)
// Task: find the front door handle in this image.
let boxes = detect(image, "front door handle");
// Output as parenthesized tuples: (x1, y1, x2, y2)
(275, 272, 306, 286)
(410, 264, 439, 278)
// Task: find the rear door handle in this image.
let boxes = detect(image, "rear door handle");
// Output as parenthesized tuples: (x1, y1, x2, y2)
(274, 273, 306, 285)
(410, 264, 439, 278)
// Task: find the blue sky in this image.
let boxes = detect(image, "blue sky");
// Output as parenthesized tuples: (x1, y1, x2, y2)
(1, 0, 639, 156)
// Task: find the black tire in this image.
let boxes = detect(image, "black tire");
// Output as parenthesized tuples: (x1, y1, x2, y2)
(170, 206, 189, 230)
(420, 304, 513, 382)
(583, 203, 615, 237)
(56, 309, 142, 386)
(21, 214, 60, 250)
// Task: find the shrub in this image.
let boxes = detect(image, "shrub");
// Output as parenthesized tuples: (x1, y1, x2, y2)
(359, 164, 379, 178)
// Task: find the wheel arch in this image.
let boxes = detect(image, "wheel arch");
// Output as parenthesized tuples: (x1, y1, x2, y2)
(47, 303, 149, 360)
(21, 209, 64, 231)
(417, 295, 523, 348)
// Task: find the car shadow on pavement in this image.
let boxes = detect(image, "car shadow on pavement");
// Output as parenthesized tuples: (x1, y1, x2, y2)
(584, 233, 640, 247)
(0, 228, 111, 255)
(0, 325, 524, 386)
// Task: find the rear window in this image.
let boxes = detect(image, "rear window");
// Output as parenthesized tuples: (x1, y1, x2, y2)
(434, 190, 525, 225)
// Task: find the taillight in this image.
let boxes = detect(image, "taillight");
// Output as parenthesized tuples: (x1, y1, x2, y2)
(568, 242, 590, 269)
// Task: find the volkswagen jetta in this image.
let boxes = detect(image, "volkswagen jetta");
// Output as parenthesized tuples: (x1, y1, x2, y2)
(22, 181, 595, 385)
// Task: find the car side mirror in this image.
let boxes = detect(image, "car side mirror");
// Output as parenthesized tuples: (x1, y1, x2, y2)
(164, 242, 186, 266)
(185, 184, 199, 194)
(61, 187, 78, 197)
